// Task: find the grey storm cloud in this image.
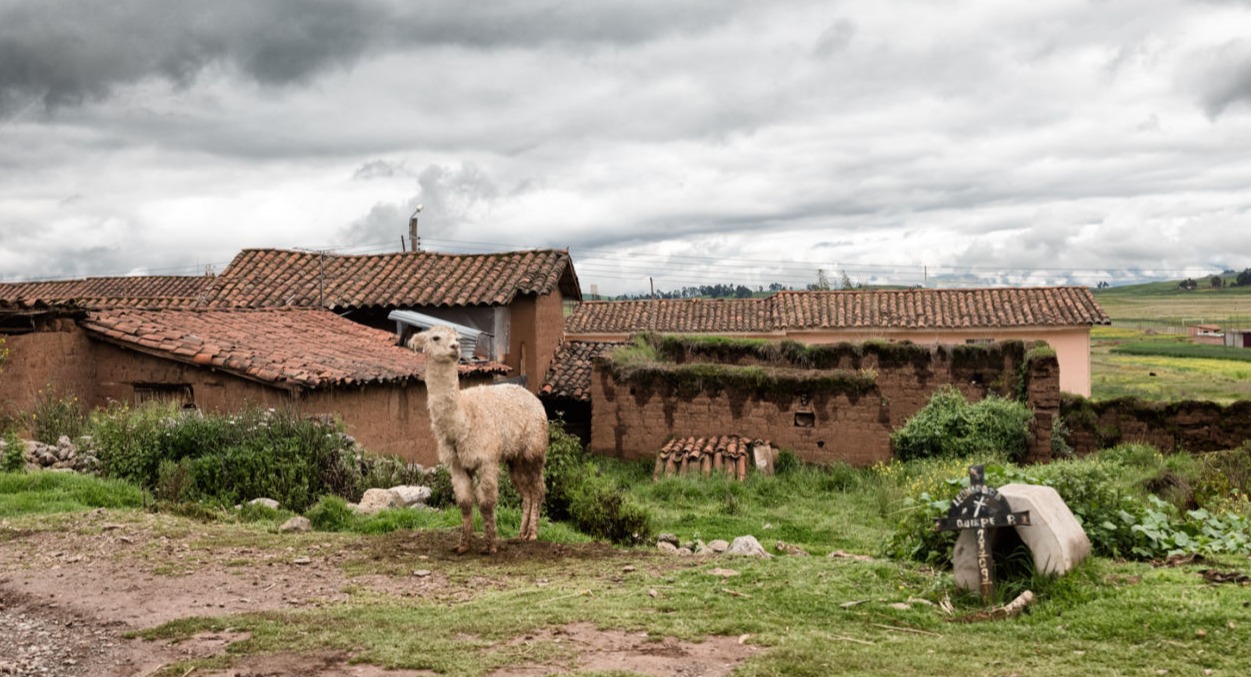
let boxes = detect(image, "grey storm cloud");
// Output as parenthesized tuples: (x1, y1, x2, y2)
(0, 0, 745, 113)
(1198, 43, 1251, 116)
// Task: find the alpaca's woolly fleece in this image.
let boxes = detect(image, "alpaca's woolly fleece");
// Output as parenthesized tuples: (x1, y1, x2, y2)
(410, 325, 547, 554)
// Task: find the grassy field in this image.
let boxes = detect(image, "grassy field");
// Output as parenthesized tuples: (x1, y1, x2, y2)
(1091, 326, 1251, 402)
(1090, 280, 1251, 402)
(4, 462, 1251, 676)
(1093, 278, 1251, 329)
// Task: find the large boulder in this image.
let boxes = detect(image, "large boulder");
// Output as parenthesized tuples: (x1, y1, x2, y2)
(726, 535, 773, 558)
(953, 483, 1091, 593)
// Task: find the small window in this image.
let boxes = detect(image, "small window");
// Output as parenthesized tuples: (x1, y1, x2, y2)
(134, 383, 194, 407)
(965, 338, 994, 346)
(794, 412, 815, 428)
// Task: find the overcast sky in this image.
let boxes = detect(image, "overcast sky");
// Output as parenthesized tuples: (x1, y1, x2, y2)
(2, 0, 1250, 295)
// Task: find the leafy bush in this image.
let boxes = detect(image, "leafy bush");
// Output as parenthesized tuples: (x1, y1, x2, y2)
(890, 386, 1033, 462)
(1, 429, 26, 473)
(885, 446, 1251, 565)
(90, 403, 357, 513)
(545, 420, 653, 545)
(27, 388, 87, 444)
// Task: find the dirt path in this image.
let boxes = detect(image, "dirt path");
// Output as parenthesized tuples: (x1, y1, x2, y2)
(0, 510, 758, 676)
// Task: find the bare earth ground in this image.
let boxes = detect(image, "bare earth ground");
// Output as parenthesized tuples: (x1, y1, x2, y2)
(0, 509, 757, 677)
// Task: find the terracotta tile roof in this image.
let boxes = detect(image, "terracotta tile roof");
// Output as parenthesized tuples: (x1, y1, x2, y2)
(202, 248, 581, 309)
(80, 308, 506, 390)
(564, 298, 773, 334)
(0, 276, 213, 309)
(540, 340, 624, 401)
(770, 287, 1110, 329)
(566, 287, 1110, 334)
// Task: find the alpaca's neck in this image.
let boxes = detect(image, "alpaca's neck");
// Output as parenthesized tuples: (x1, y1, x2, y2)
(424, 358, 466, 442)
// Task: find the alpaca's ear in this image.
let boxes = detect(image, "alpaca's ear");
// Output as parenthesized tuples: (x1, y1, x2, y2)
(406, 332, 427, 352)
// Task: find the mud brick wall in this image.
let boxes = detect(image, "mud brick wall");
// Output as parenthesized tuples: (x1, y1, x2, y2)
(2, 325, 487, 465)
(590, 343, 1061, 466)
(1063, 397, 1251, 455)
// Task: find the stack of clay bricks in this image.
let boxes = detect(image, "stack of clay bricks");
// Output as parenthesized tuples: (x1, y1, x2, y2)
(653, 435, 774, 481)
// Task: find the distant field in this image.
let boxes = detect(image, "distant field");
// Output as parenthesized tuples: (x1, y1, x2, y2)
(1111, 341, 1251, 362)
(1094, 279, 1251, 329)
(1090, 325, 1251, 403)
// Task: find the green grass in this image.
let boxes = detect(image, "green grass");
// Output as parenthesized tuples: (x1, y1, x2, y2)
(1094, 279, 1251, 328)
(7, 465, 1251, 676)
(1111, 341, 1251, 362)
(0, 470, 145, 516)
(1090, 326, 1251, 403)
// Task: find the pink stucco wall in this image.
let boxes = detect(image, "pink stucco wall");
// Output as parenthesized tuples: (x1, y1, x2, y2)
(566, 325, 1094, 397)
(781, 327, 1092, 397)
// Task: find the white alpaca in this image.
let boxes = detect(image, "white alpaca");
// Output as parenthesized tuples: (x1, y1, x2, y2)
(408, 325, 548, 554)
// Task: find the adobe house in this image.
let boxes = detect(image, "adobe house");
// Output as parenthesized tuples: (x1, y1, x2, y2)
(0, 303, 503, 464)
(562, 287, 1110, 397)
(198, 248, 581, 391)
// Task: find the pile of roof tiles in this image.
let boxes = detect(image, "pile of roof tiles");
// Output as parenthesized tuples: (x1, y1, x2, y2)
(653, 435, 774, 481)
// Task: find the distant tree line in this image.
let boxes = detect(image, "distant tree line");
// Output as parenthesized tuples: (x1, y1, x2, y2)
(609, 282, 792, 301)
(1178, 268, 1251, 291)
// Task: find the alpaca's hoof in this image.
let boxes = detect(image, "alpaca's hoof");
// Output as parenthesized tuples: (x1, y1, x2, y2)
(481, 543, 498, 555)
(452, 543, 470, 555)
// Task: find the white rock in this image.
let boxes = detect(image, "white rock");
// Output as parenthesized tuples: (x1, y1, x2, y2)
(248, 498, 280, 511)
(726, 535, 773, 558)
(706, 539, 730, 553)
(356, 488, 404, 514)
(279, 516, 311, 533)
(390, 485, 432, 506)
(657, 541, 679, 554)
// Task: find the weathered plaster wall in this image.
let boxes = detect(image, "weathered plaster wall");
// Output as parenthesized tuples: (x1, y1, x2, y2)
(590, 343, 1060, 466)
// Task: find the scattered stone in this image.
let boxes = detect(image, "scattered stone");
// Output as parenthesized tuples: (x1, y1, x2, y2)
(390, 485, 432, 507)
(827, 550, 874, 561)
(888, 602, 912, 611)
(356, 488, 404, 514)
(676, 547, 693, 556)
(657, 533, 680, 547)
(292, 557, 312, 565)
(248, 498, 281, 511)
(775, 540, 810, 556)
(726, 535, 773, 558)
(413, 570, 432, 578)
(708, 568, 739, 578)
(657, 542, 679, 554)
(706, 539, 730, 553)
(279, 516, 311, 533)
(622, 565, 637, 573)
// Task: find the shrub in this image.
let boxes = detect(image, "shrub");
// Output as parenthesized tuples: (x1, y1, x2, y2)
(90, 403, 357, 513)
(886, 447, 1251, 565)
(544, 420, 653, 545)
(1, 429, 26, 473)
(890, 386, 1033, 462)
(27, 388, 87, 444)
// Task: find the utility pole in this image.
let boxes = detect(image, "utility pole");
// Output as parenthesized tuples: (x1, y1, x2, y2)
(408, 204, 423, 252)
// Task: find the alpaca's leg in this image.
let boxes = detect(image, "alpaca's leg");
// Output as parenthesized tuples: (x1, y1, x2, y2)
(510, 457, 545, 541)
(508, 462, 533, 541)
(450, 466, 476, 555)
(475, 463, 500, 554)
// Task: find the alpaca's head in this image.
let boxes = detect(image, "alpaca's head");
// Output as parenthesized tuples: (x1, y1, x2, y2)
(407, 325, 461, 363)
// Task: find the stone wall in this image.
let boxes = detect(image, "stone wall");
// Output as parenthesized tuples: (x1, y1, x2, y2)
(589, 341, 1061, 466)
(1, 325, 489, 466)
(1062, 396, 1251, 455)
